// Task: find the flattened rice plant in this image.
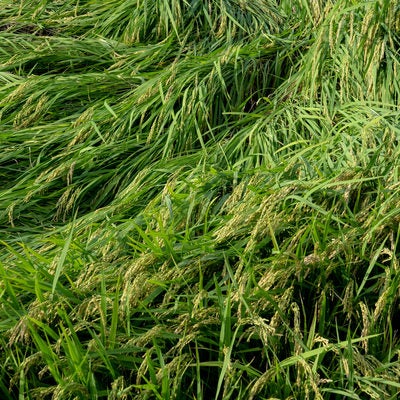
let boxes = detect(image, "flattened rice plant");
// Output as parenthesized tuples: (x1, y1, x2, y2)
(0, 0, 399, 399)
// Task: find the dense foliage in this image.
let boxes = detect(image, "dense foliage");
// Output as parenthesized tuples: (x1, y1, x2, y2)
(0, 0, 399, 398)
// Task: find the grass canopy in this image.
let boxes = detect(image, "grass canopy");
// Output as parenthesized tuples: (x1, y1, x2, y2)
(0, 0, 400, 399)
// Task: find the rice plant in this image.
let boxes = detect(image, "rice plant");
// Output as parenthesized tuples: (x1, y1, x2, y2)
(1, 0, 400, 398)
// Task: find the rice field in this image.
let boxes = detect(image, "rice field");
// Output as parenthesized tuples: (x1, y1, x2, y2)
(0, 0, 400, 398)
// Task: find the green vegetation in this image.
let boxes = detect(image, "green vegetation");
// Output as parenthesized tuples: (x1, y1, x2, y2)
(0, 0, 399, 398)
